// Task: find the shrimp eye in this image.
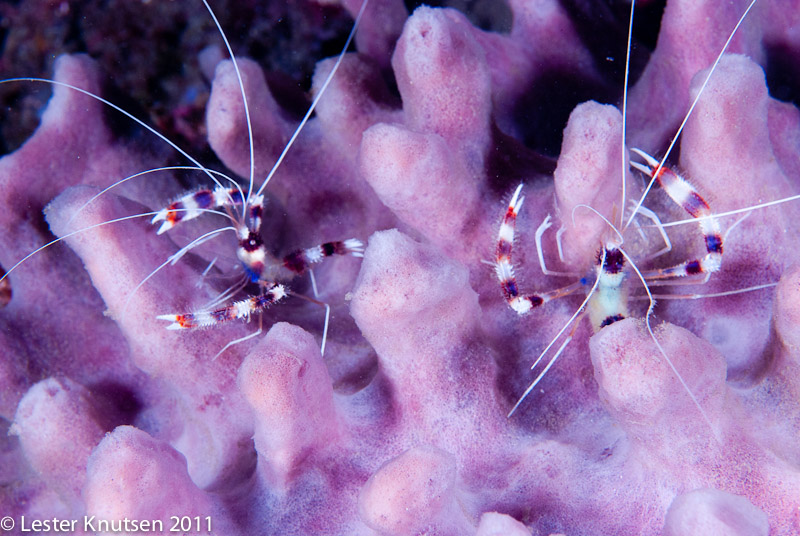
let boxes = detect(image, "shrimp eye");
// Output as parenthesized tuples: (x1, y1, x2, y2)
(241, 232, 263, 252)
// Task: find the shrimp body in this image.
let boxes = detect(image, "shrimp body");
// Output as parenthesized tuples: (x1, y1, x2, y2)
(587, 245, 629, 332)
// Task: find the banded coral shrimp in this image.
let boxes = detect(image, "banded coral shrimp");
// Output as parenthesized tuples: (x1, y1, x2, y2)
(494, 0, 800, 442)
(0, 0, 391, 490)
(474, 0, 800, 531)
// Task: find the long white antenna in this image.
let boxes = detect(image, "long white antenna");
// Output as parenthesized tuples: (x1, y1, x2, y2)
(201, 0, 255, 221)
(255, 0, 370, 199)
(619, 0, 636, 229)
(624, 0, 759, 233)
(0, 77, 244, 201)
(619, 248, 720, 441)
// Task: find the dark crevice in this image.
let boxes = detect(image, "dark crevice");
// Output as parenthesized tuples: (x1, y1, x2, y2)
(560, 0, 662, 90)
(485, 124, 557, 194)
(764, 41, 800, 108)
(87, 381, 143, 430)
(509, 68, 617, 158)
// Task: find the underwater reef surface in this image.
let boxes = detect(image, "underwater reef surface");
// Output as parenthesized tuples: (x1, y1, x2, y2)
(1, 0, 800, 534)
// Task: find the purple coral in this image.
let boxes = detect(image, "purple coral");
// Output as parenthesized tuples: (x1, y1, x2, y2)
(1, 0, 800, 535)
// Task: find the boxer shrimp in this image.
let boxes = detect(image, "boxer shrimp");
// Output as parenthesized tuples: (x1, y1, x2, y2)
(0, 0, 371, 358)
(496, 0, 800, 426)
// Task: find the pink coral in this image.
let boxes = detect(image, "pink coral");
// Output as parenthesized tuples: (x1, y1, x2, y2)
(1, 0, 800, 535)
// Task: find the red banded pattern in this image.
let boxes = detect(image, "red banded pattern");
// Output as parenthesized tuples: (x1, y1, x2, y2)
(157, 283, 287, 330)
(630, 148, 723, 278)
(495, 184, 562, 314)
(151, 187, 264, 235)
(282, 239, 364, 274)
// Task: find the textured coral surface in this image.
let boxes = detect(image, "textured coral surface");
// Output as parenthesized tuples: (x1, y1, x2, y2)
(1, 0, 800, 535)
